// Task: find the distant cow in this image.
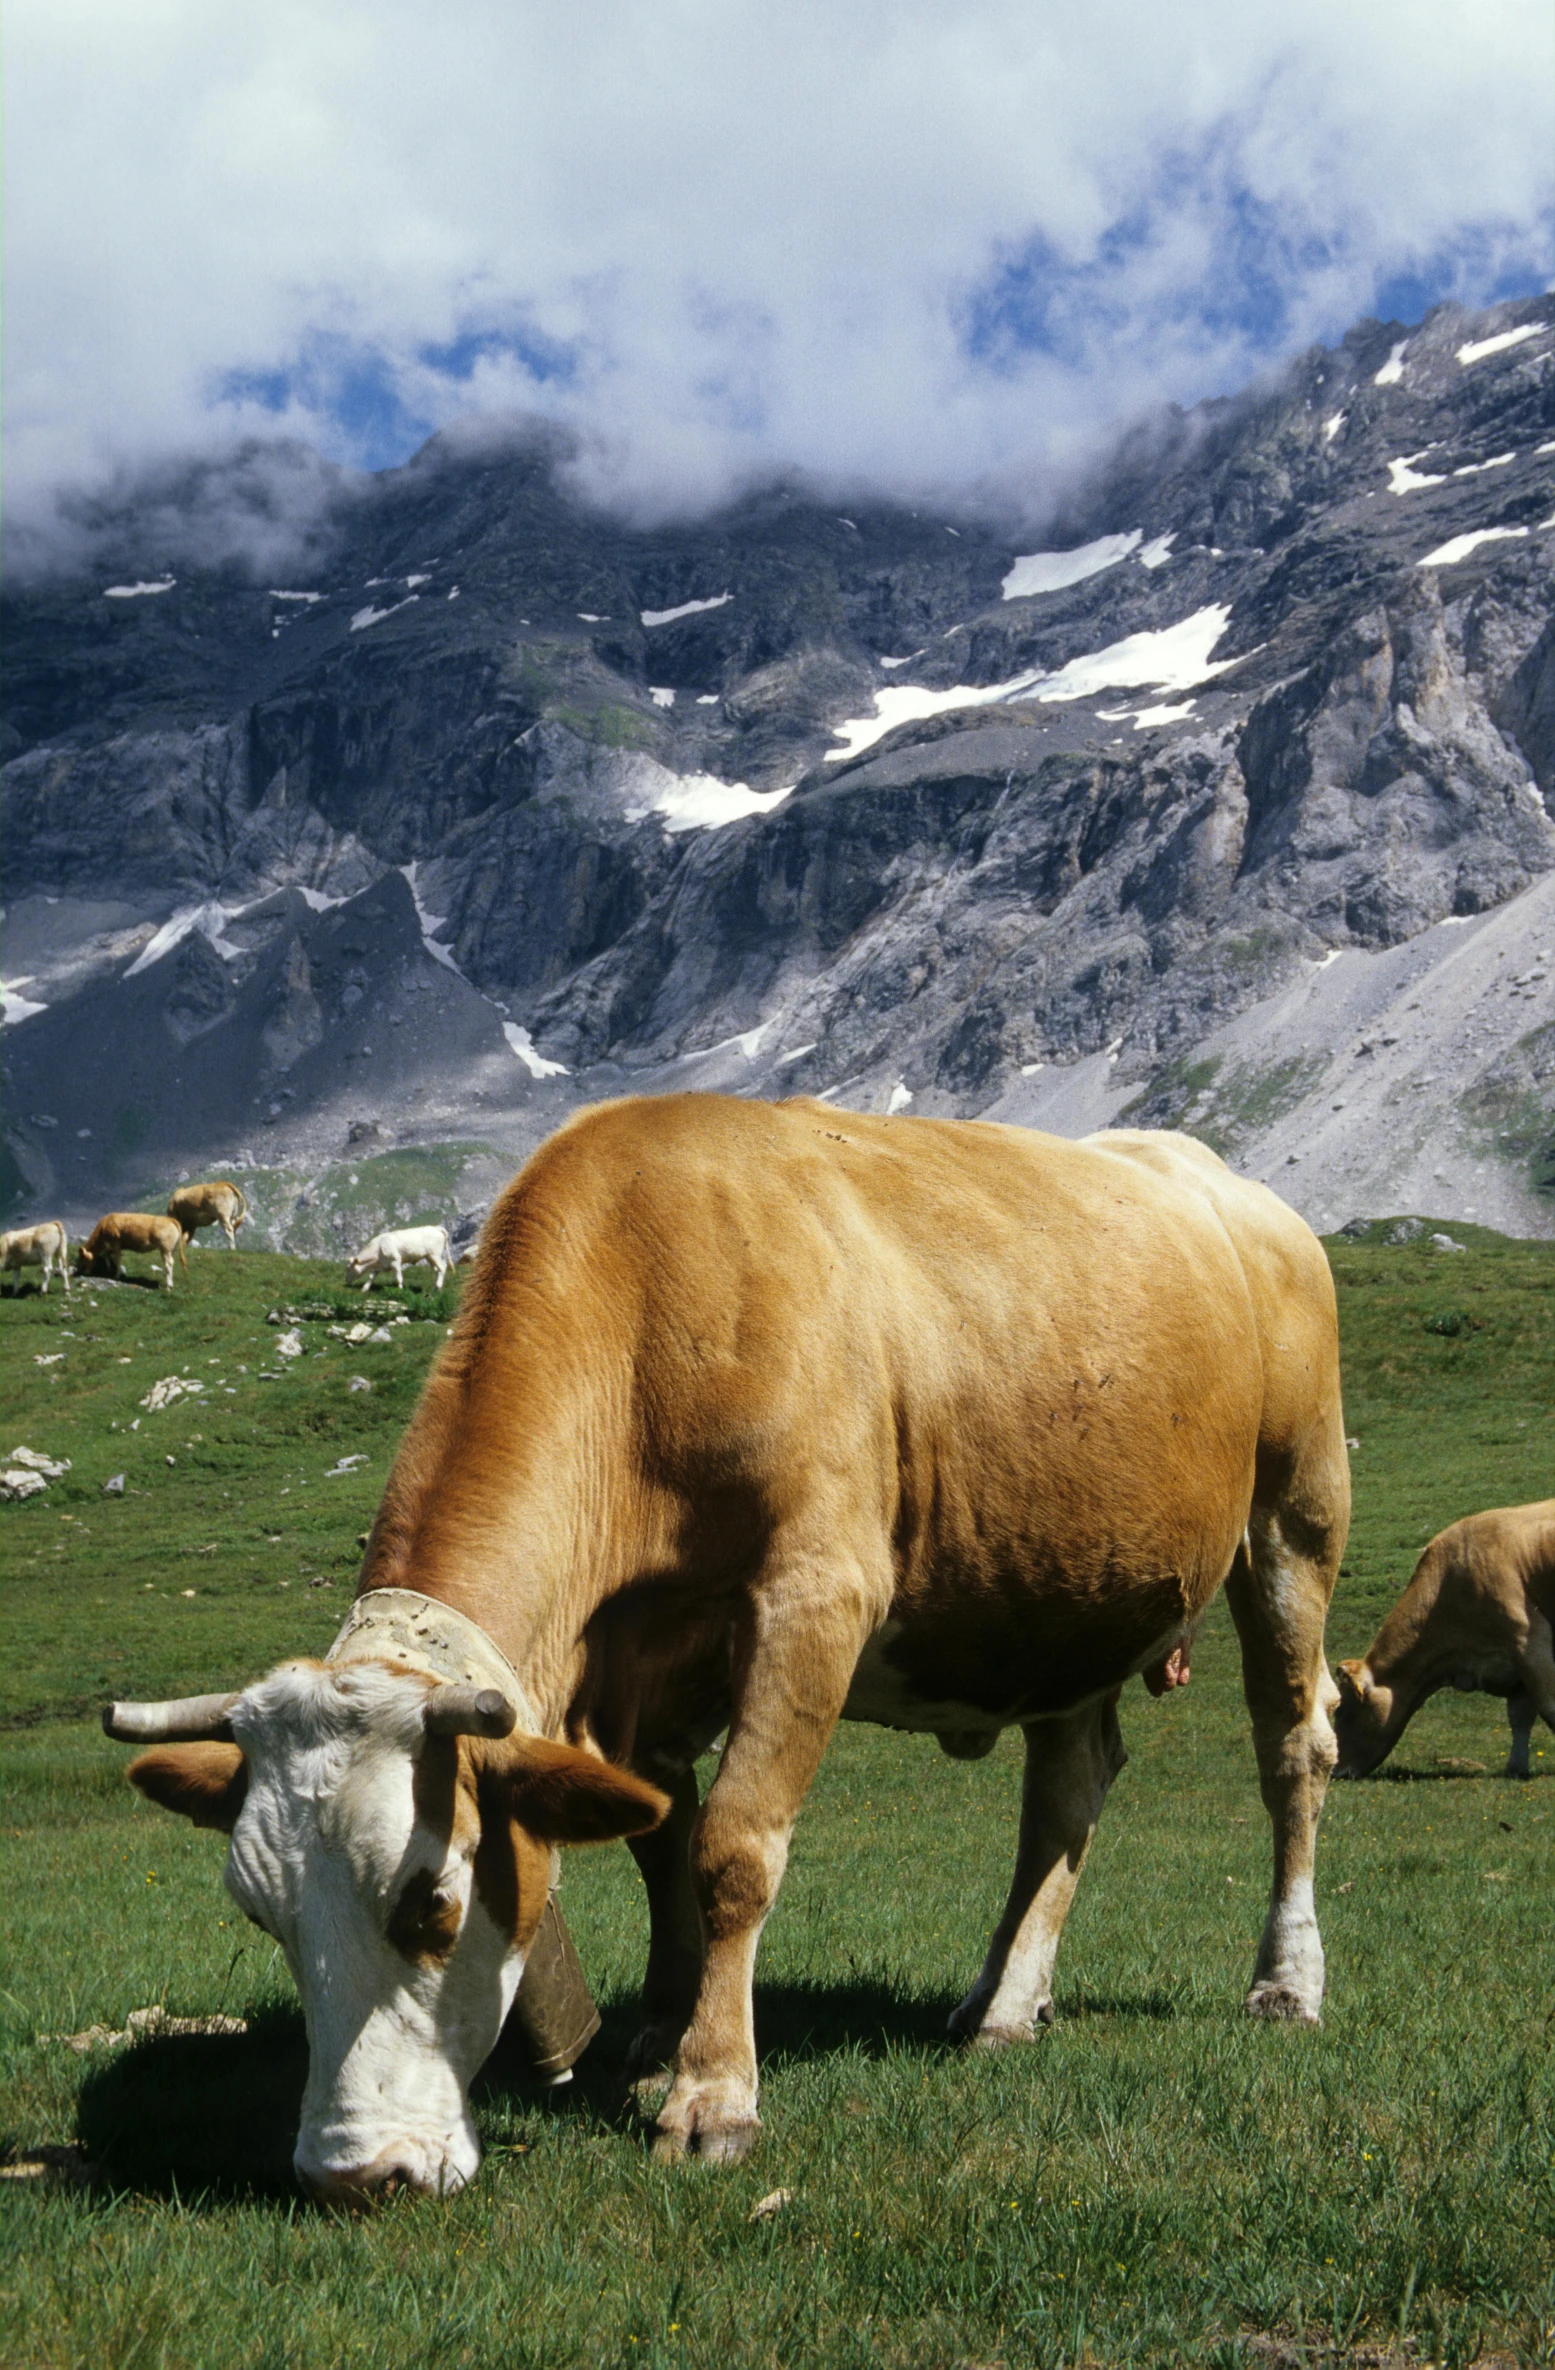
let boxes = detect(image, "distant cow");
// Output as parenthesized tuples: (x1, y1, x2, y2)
(346, 1225, 451, 1291)
(1335, 1500, 1555, 1778)
(79, 1212, 187, 1291)
(168, 1180, 247, 1250)
(0, 1220, 71, 1296)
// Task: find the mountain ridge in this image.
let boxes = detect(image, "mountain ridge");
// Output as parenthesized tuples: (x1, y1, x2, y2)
(4, 292, 1552, 1242)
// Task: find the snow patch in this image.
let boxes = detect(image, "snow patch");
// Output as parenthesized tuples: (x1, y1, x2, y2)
(125, 903, 244, 975)
(400, 863, 462, 972)
(1033, 606, 1239, 703)
(649, 686, 676, 708)
(296, 887, 345, 913)
(1373, 340, 1408, 386)
(825, 606, 1237, 763)
(886, 1082, 913, 1114)
(1322, 412, 1346, 443)
(1453, 453, 1515, 476)
(269, 589, 323, 603)
(1137, 533, 1175, 568)
(351, 596, 419, 632)
(1418, 526, 1530, 568)
(626, 773, 792, 832)
(695, 693, 719, 705)
(1457, 323, 1546, 367)
(879, 652, 922, 668)
(641, 592, 733, 628)
(1, 979, 47, 1024)
(1386, 451, 1445, 494)
(103, 578, 175, 598)
(577, 612, 606, 623)
(404, 574, 431, 590)
(776, 1041, 817, 1066)
(838, 517, 858, 530)
(502, 1023, 569, 1078)
(1002, 532, 1140, 599)
(1132, 700, 1195, 729)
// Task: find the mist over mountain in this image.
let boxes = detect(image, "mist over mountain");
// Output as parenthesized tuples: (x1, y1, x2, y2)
(3, 294, 1552, 1247)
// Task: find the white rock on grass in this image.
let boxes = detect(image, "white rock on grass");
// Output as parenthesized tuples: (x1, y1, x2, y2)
(140, 1376, 205, 1412)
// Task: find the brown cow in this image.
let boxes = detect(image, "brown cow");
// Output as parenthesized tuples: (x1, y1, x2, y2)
(168, 1180, 247, 1250)
(107, 1098, 1349, 2193)
(1335, 1501, 1555, 1778)
(79, 1212, 187, 1290)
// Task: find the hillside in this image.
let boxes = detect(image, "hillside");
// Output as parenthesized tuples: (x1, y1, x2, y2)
(3, 295, 1552, 1243)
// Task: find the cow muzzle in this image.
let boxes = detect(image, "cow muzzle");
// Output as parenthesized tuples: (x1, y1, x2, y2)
(295, 2131, 478, 2205)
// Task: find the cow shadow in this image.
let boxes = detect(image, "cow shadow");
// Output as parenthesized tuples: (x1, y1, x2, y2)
(74, 2004, 308, 2200)
(479, 1973, 1180, 2129)
(76, 1975, 1184, 2197)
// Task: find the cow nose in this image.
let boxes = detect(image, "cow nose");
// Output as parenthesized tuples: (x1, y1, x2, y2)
(298, 2149, 443, 2205)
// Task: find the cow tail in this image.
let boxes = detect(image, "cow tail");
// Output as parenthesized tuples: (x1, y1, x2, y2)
(235, 1185, 248, 1221)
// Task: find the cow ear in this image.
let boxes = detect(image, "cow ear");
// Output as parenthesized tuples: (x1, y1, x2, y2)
(501, 1738, 669, 1845)
(1335, 1660, 1369, 1700)
(128, 1743, 248, 1831)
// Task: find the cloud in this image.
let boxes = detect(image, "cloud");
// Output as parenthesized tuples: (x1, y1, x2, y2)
(5, 0, 1552, 550)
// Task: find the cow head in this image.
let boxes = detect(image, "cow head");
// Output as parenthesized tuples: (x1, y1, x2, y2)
(1331, 1658, 1401, 1776)
(112, 1660, 666, 2200)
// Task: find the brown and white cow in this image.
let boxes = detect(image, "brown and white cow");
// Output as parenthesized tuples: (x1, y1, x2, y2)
(0, 1219, 71, 1295)
(79, 1211, 187, 1290)
(1334, 1500, 1555, 1779)
(168, 1179, 247, 1250)
(106, 1097, 1349, 2195)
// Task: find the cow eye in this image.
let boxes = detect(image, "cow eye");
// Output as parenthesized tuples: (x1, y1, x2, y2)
(387, 1869, 463, 1963)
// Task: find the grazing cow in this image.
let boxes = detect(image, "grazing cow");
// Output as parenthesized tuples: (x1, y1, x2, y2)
(79, 1212, 187, 1290)
(346, 1225, 451, 1291)
(0, 1219, 71, 1296)
(107, 1097, 1349, 2197)
(1335, 1500, 1555, 1779)
(168, 1179, 248, 1250)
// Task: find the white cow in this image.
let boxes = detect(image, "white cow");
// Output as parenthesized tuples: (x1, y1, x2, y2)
(346, 1225, 451, 1291)
(1, 1220, 71, 1296)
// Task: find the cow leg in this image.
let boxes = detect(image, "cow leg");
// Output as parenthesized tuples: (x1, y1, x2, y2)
(948, 1694, 1126, 2046)
(1505, 1691, 1537, 1779)
(625, 1768, 705, 2083)
(653, 1556, 883, 2164)
(1510, 1610, 1555, 1778)
(1225, 1491, 1344, 2025)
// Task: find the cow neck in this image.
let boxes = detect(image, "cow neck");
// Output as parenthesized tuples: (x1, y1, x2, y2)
(327, 1587, 539, 1734)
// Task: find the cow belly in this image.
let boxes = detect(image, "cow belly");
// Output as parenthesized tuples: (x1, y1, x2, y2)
(843, 1607, 1203, 1739)
(843, 1621, 1007, 1740)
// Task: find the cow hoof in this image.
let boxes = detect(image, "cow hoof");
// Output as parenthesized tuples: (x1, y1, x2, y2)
(652, 2084, 760, 2165)
(948, 1994, 1053, 2046)
(1244, 1981, 1321, 2026)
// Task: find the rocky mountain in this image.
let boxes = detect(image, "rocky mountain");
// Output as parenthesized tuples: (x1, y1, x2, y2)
(3, 294, 1552, 1249)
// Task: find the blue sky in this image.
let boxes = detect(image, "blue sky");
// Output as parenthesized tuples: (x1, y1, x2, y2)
(6, 0, 1553, 526)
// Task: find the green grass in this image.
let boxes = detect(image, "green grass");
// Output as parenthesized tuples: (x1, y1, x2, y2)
(1, 1230, 1552, 2369)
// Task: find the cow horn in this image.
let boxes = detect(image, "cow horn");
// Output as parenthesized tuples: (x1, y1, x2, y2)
(102, 1692, 241, 1743)
(423, 1684, 517, 1739)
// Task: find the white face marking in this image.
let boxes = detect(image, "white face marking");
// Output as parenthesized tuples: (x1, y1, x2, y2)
(223, 1663, 528, 2196)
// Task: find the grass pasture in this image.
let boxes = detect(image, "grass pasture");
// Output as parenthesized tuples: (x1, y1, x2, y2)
(0, 1226, 1551, 2369)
